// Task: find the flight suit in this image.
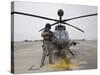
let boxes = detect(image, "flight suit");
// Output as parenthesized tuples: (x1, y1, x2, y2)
(40, 30, 54, 67)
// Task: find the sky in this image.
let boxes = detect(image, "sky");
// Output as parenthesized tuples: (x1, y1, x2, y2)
(12, 1, 97, 41)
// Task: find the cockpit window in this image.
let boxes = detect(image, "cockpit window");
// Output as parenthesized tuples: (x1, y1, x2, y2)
(54, 30, 69, 40)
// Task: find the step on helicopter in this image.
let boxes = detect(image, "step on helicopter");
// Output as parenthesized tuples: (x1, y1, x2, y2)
(11, 9, 97, 67)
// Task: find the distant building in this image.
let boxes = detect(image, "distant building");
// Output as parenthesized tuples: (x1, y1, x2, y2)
(24, 40, 33, 42)
(34, 40, 43, 42)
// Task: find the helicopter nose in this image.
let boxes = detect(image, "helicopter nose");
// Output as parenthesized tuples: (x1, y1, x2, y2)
(58, 9, 64, 16)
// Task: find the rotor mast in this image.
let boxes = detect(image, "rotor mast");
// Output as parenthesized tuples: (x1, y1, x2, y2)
(57, 9, 64, 25)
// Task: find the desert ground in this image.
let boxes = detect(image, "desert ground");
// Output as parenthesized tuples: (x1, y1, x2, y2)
(14, 40, 97, 74)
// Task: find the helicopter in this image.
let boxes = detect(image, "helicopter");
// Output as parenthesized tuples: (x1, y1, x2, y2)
(11, 9, 97, 67)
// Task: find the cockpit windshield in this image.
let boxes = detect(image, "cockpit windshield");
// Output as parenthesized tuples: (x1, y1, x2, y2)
(54, 30, 69, 41)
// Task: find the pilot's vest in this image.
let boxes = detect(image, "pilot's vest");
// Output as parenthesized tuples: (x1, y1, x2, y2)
(41, 31, 54, 41)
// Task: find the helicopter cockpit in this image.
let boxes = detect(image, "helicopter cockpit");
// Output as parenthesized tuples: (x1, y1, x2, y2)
(54, 25, 70, 49)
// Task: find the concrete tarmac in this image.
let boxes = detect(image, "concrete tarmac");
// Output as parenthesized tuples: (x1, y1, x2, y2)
(14, 40, 97, 74)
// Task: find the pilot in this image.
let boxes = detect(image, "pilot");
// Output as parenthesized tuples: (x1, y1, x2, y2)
(40, 23, 54, 67)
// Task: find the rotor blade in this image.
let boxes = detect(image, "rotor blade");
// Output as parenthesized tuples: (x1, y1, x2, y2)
(62, 22, 84, 33)
(39, 21, 59, 32)
(51, 21, 59, 26)
(11, 11, 58, 21)
(63, 13, 97, 22)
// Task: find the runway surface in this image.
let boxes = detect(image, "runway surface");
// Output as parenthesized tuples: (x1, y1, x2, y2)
(14, 40, 97, 74)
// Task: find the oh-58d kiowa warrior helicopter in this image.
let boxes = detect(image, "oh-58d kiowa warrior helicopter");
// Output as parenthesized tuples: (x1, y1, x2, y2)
(11, 9, 97, 67)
